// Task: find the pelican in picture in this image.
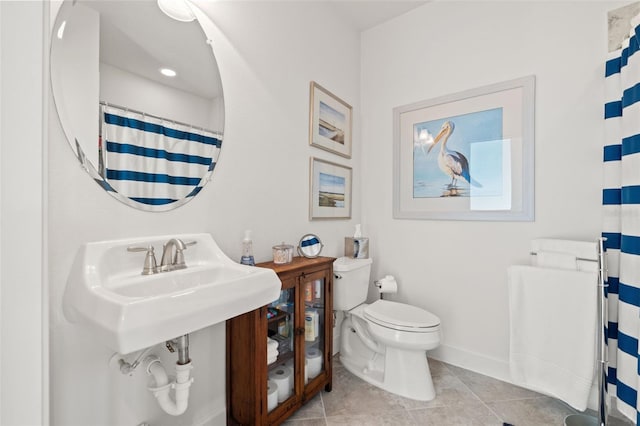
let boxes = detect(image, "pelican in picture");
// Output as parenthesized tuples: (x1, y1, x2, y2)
(427, 121, 482, 189)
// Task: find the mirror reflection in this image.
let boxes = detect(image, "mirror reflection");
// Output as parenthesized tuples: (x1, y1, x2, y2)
(298, 234, 324, 258)
(51, 0, 224, 211)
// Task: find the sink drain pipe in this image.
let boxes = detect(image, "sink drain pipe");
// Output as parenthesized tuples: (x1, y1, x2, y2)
(144, 335, 193, 416)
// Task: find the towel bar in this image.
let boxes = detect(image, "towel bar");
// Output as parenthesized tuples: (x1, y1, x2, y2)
(529, 252, 598, 263)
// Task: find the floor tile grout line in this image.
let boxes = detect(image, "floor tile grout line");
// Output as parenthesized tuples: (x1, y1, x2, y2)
(480, 399, 507, 424)
(449, 371, 506, 423)
(438, 358, 563, 422)
(319, 389, 328, 425)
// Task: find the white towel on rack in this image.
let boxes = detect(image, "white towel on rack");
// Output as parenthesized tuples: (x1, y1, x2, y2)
(531, 239, 598, 272)
(531, 239, 598, 260)
(508, 265, 597, 410)
(535, 251, 577, 270)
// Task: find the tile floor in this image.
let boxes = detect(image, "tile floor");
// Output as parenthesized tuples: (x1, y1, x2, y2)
(284, 356, 633, 426)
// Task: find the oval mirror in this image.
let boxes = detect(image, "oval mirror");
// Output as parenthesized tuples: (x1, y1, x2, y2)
(297, 234, 324, 258)
(50, 0, 224, 211)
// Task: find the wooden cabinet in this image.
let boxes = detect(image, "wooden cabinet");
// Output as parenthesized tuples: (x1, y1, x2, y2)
(226, 256, 335, 425)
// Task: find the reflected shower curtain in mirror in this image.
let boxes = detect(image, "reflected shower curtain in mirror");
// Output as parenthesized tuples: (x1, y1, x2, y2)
(603, 16, 640, 424)
(100, 105, 221, 206)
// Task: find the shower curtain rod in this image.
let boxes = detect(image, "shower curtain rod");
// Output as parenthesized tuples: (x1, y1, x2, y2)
(99, 101, 221, 137)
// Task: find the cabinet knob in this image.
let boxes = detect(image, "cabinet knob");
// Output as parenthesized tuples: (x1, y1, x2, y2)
(295, 327, 305, 336)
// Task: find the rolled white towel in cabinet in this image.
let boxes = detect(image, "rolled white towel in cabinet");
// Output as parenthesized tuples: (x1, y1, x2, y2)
(267, 337, 279, 351)
(267, 337, 279, 364)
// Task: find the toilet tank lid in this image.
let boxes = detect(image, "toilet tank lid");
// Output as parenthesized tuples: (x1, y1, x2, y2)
(333, 257, 373, 272)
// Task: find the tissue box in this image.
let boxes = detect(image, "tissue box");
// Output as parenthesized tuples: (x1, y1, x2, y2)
(344, 237, 369, 259)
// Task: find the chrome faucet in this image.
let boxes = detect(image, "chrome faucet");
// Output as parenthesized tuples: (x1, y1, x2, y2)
(160, 238, 186, 272)
(128, 238, 196, 275)
(159, 238, 197, 272)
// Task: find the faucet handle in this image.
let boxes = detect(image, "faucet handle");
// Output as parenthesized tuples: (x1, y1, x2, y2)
(174, 241, 197, 270)
(127, 246, 158, 275)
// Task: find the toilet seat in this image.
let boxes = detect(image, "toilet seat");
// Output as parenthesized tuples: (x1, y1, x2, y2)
(364, 300, 440, 332)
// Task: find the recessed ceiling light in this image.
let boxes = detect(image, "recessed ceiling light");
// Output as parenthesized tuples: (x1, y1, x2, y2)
(157, 0, 196, 22)
(160, 68, 177, 77)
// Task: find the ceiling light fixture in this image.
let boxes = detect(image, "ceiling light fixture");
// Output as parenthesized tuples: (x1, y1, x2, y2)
(160, 68, 177, 77)
(157, 0, 196, 23)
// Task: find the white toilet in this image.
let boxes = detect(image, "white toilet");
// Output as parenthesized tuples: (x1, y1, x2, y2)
(333, 257, 441, 401)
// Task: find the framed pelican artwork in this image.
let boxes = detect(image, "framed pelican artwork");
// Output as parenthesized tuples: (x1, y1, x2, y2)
(393, 76, 535, 221)
(309, 81, 353, 158)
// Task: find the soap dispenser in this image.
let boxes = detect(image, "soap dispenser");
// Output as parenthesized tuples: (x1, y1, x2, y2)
(240, 230, 255, 266)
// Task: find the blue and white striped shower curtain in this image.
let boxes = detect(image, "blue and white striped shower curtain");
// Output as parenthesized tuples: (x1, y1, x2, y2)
(100, 105, 221, 207)
(603, 15, 640, 424)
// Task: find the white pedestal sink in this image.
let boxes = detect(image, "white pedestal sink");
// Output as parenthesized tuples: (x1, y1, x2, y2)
(63, 233, 281, 354)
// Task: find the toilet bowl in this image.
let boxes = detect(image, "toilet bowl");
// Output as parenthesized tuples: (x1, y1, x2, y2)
(333, 257, 441, 401)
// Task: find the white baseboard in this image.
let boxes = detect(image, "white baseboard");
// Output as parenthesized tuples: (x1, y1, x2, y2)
(333, 333, 340, 356)
(428, 344, 512, 384)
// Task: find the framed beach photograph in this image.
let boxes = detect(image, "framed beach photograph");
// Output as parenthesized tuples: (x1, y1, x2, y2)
(393, 76, 535, 221)
(309, 81, 352, 158)
(309, 157, 352, 220)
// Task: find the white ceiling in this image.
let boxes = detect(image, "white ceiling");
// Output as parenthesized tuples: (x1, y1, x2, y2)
(82, 1, 222, 100)
(77, 1, 429, 101)
(329, 1, 430, 31)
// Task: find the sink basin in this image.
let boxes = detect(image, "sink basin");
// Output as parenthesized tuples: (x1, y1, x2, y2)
(63, 233, 281, 354)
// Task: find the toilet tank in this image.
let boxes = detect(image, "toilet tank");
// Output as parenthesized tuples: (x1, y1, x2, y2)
(333, 257, 373, 311)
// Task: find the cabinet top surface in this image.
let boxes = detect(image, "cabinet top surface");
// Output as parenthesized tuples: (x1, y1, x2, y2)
(256, 256, 335, 274)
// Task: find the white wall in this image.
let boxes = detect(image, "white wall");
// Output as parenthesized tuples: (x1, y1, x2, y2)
(100, 63, 221, 131)
(1, 1, 47, 425)
(48, 1, 361, 425)
(360, 1, 624, 379)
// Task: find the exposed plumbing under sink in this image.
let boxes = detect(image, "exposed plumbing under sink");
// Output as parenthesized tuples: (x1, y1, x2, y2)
(111, 334, 194, 416)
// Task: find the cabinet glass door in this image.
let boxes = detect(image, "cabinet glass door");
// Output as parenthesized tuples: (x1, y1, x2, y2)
(266, 286, 296, 412)
(303, 277, 325, 385)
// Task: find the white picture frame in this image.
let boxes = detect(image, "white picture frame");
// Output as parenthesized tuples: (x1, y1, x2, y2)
(393, 76, 535, 221)
(309, 81, 352, 159)
(309, 157, 352, 220)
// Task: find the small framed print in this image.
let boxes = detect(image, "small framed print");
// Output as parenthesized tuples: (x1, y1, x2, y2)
(309, 81, 352, 158)
(309, 157, 352, 220)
